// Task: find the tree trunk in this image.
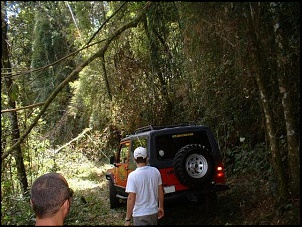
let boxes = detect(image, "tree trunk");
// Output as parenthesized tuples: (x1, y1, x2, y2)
(253, 68, 289, 202)
(246, 3, 289, 202)
(274, 15, 300, 195)
(1, 6, 28, 193)
(278, 76, 300, 196)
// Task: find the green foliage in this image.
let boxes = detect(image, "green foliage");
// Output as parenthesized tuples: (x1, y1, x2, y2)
(1, 127, 122, 225)
(225, 142, 272, 179)
(1, 193, 33, 225)
(69, 63, 111, 132)
(1, 113, 11, 151)
(9, 83, 19, 102)
(1, 1, 299, 225)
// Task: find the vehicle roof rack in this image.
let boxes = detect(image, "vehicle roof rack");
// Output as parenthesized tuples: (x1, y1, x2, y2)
(134, 122, 197, 134)
(134, 125, 153, 134)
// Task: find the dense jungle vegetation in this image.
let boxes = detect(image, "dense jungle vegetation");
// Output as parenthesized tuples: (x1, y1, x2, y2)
(1, 1, 300, 225)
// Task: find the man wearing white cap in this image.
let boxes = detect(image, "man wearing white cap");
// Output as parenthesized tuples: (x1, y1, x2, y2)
(124, 146, 164, 226)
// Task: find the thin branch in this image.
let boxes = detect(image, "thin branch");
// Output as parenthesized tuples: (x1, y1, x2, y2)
(1, 102, 44, 113)
(65, 1, 82, 39)
(1, 39, 106, 78)
(85, 1, 128, 47)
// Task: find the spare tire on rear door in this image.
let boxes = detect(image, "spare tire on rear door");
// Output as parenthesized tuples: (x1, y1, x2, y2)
(173, 144, 215, 188)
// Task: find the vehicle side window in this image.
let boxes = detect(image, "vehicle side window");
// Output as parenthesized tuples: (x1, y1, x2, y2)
(119, 142, 130, 163)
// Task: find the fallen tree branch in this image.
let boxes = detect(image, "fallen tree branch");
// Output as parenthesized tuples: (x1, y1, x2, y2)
(54, 128, 92, 154)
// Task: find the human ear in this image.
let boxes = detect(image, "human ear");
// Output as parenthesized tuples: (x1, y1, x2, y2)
(62, 199, 69, 208)
(62, 199, 71, 215)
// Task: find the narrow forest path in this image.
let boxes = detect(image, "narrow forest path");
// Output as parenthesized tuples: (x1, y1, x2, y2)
(44, 149, 298, 225)
(61, 161, 247, 225)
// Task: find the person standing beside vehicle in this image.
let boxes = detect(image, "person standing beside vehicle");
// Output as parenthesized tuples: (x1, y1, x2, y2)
(124, 146, 164, 226)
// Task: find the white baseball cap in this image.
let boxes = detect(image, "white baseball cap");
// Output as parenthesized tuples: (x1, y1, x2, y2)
(134, 146, 147, 159)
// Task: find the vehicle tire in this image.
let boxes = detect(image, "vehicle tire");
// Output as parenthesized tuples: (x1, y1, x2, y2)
(173, 144, 215, 188)
(108, 180, 120, 209)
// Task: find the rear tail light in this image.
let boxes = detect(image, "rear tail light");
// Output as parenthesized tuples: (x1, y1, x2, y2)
(214, 162, 226, 184)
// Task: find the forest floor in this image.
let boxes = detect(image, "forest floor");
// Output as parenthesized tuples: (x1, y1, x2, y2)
(5, 148, 299, 226)
(62, 169, 299, 225)
(59, 153, 300, 226)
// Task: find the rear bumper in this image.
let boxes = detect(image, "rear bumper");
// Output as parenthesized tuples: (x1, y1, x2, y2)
(164, 184, 229, 200)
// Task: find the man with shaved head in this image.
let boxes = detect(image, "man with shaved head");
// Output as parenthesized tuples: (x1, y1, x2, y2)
(30, 172, 73, 226)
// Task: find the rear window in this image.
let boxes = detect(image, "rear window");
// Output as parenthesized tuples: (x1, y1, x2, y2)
(155, 131, 212, 160)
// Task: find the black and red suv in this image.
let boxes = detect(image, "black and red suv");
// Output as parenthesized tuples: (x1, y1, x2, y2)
(105, 123, 229, 209)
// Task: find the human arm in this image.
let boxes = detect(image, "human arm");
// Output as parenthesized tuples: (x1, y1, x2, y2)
(125, 192, 136, 226)
(158, 184, 164, 219)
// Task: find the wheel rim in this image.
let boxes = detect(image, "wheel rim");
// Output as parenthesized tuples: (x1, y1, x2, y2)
(185, 153, 208, 178)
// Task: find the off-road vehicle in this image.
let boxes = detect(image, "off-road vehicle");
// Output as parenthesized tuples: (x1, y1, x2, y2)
(105, 123, 229, 209)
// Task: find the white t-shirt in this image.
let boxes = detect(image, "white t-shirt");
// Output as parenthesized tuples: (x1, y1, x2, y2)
(125, 165, 162, 217)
